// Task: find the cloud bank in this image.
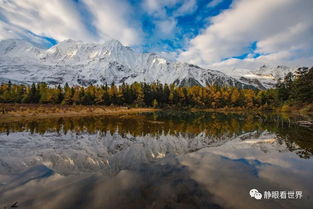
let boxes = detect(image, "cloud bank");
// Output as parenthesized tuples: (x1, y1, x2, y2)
(179, 0, 313, 69)
(0, 0, 141, 46)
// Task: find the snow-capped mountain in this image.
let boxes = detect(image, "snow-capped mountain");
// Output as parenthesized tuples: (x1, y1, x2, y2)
(0, 39, 300, 89)
(0, 39, 255, 88)
(217, 65, 298, 89)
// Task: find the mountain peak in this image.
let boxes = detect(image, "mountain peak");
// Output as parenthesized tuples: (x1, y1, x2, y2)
(0, 39, 42, 57)
(0, 38, 262, 89)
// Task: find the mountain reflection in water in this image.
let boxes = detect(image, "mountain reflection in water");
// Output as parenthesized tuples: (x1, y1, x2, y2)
(0, 111, 312, 209)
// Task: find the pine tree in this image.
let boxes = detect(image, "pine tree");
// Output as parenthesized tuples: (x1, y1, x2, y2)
(63, 87, 74, 105)
(152, 99, 158, 108)
(134, 82, 144, 107)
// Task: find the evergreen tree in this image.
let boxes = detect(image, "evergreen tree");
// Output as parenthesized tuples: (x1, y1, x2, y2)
(0, 70, 312, 108)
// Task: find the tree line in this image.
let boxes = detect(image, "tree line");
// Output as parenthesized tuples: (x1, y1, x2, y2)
(0, 67, 312, 108)
(276, 67, 313, 103)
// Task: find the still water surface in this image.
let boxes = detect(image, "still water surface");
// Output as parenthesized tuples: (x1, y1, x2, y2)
(0, 112, 312, 209)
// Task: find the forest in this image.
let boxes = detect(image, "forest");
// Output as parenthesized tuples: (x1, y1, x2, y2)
(0, 67, 312, 109)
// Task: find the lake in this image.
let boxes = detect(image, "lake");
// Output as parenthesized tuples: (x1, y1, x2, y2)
(0, 111, 312, 209)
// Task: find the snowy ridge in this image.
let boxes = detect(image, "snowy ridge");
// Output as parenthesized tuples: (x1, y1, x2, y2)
(217, 65, 298, 89)
(0, 39, 256, 88)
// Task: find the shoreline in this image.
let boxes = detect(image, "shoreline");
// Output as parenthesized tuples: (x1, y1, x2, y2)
(0, 103, 312, 122)
(190, 103, 313, 116)
(0, 104, 158, 122)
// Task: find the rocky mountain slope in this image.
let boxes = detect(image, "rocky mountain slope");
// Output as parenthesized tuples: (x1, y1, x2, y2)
(0, 39, 256, 88)
(217, 65, 298, 89)
(0, 39, 299, 89)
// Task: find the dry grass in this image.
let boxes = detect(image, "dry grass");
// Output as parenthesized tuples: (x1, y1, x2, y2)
(0, 103, 157, 122)
(1, 103, 312, 122)
(192, 103, 313, 114)
(280, 103, 313, 116)
(190, 106, 263, 114)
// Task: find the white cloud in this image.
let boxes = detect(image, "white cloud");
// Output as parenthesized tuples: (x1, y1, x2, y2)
(142, 0, 197, 17)
(0, 0, 141, 46)
(155, 18, 177, 37)
(83, 0, 142, 45)
(179, 0, 313, 68)
(0, 0, 93, 41)
(0, 21, 53, 47)
(207, 0, 224, 8)
(143, 0, 178, 17)
(174, 0, 197, 16)
(212, 51, 313, 71)
(141, 0, 197, 38)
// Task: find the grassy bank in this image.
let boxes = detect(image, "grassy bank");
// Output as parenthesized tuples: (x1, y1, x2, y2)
(277, 103, 313, 115)
(0, 103, 157, 122)
(189, 103, 313, 115)
(0, 103, 312, 122)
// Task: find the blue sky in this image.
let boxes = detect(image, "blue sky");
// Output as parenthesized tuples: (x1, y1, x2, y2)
(0, 0, 313, 69)
(138, 0, 233, 52)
